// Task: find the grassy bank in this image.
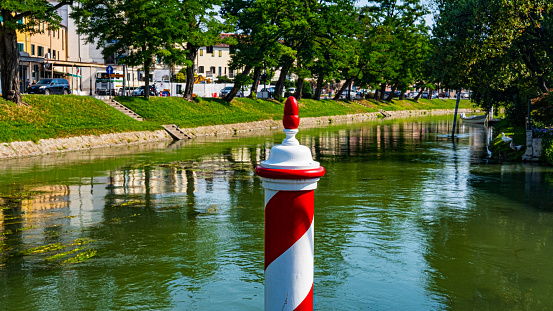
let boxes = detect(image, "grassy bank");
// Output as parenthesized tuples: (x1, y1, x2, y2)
(0, 95, 160, 143)
(0, 95, 475, 143)
(116, 96, 475, 128)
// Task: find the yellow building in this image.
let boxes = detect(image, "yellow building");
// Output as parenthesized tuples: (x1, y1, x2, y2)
(16, 18, 68, 92)
(17, 22, 67, 61)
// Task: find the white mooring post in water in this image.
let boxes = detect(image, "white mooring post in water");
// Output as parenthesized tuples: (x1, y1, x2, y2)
(255, 96, 326, 310)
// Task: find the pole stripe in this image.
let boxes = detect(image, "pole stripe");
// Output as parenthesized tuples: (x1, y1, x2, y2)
(294, 284, 313, 311)
(265, 190, 314, 269)
(265, 189, 314, 310)
(265, 220, 314, 310)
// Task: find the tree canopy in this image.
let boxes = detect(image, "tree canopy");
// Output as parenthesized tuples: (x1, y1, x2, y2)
(431, 0, 553, 124)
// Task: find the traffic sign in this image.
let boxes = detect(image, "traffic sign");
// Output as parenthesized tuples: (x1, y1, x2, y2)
(106, 65, 114, 74)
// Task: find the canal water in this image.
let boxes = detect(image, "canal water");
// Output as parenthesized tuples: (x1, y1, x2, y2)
(1, 116, 553, 310)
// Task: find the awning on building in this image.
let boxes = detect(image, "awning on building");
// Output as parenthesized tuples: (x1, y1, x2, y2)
(19, 51, 45, 63)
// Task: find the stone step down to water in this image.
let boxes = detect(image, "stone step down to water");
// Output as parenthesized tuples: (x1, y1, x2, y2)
(163, 124, 194, 140)
(379, 109, 392, 117)
(102, 99, 144, 121)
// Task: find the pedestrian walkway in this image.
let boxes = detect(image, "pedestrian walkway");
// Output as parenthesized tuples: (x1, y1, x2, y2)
(102, 99, 144, 121)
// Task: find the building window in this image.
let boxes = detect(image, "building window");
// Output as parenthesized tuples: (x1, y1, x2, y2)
(62, 29, 65, 50)
(218, 67, 222, 76)
(218, 50, 222, 57)
(48, 48, 51, 58)
(199, 49, 203, 56)
(198, 66, 204, 73)
(31, 44, 35, 56)
(225, 67, 227, 75)
(210, 66, 215, 73)
(38, 46, 44, 57)
(53, 50, 56, 60)
(206, 46, 213, 54)
(18, 43, 24, 52)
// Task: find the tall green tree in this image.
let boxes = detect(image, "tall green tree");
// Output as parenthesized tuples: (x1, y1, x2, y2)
(356, 0, 429, 101)
(221, 0, 291, 102)
(1, 0, 72, 104)
(432, 0, 553, 123)
(171, 0, 226, 101)
(72, 0, 188, 99)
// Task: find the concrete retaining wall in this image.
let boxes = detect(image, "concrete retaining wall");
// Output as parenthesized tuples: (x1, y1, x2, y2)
(0, 108, 478, 160)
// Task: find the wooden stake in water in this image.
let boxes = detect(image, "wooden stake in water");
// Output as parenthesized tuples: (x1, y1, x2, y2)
(451, 92, 461, 139)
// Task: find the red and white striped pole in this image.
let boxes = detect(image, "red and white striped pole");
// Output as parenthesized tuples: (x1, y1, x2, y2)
(255, 96, 325, 310)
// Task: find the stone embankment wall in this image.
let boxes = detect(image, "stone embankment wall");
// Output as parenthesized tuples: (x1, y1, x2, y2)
(0, 131, 170, 159)
(0, 108, 478, 160)
(180, 108, 478, 137)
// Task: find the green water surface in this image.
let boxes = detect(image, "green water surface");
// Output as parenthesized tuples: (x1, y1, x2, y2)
(1, 116, 552, 310)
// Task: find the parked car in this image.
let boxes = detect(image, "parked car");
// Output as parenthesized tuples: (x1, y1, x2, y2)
(340, 90, 358, 99)
(131, 85, 158, 96)
(27, 78, 71, 95)
(219, 86, 234, 97)
(438, 92, 450, 98)
(422, 92, 429, 98)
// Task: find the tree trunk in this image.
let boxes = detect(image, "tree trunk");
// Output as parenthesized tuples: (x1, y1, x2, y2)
(249, 67, 261, 99)
(143, 56, 151, 99)
(379, 83, 386, 100)
(274, 57, 293, 101)
(224, 65, 253, 102)
(413, 87, 424, 101)
(0, 25, 22, 104)
(313, 71, 324, 100)
(333, 77, 354, 100)
(295, 78, 304, 101)
(184, 43, 198, 101)
(386, 84, 397, 101)
(399, 90, 405, 100)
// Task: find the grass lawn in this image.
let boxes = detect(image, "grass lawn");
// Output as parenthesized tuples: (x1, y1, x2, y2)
(0, 94, 477, 143)
(0, 95, 160, 143)
(116, 96, 477, 128)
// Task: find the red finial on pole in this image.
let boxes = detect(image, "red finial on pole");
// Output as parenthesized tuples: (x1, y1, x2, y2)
(283, 96, 300, 129)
